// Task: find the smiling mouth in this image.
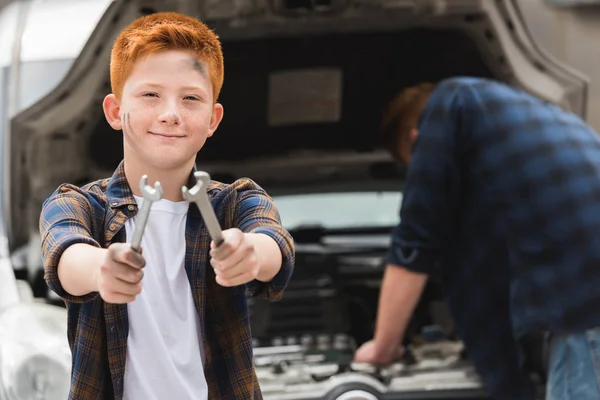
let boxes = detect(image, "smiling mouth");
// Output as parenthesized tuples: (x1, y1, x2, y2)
(149, 132, 185, 139)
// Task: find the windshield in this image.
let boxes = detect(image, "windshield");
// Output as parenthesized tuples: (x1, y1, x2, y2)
(272, 191, 402, 230)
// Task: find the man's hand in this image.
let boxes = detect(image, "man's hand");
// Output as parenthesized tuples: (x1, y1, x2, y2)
(353, 339, 404, 365)
(353, 265, 428, 365)
(97, 243, 146, 303)
(210, 228, 259, 287)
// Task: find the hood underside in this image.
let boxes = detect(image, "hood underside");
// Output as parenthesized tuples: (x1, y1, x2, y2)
(5, 0, 589, 251)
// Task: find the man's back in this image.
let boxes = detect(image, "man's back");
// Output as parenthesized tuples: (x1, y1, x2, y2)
(406, 77, 600, 399)
(450, 77, 600, 335)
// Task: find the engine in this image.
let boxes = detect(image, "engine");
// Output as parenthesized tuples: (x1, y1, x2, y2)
(253, 337, 487, 400)
(248, 230, 493, 400)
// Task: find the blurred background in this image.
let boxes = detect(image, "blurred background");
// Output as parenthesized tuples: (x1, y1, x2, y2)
(519, 0, 600, 130)
(1, 1, 599, 400)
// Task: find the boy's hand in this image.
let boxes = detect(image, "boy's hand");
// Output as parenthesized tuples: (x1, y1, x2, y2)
(209, 228, 258, 287)
(97, 243, 146, 303)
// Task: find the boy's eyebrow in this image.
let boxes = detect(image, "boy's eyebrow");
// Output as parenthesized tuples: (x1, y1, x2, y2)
(139, 82, 206, 92)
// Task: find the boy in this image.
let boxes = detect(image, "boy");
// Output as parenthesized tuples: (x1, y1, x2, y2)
(40, 12, 295, 400)
(353, 77, 600, 400)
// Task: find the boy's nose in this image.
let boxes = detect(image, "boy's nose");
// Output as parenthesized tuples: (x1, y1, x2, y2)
(158, 103, 181, 125)
(159, 111, 180, 125)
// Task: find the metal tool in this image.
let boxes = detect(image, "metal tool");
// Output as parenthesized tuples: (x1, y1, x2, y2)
(130, 175, 163, 252)
(182, 171, 224, 246)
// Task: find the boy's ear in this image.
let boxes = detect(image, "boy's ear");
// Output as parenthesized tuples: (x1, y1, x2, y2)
(103, 94, 122, 130)
(207, 102, 224, 138)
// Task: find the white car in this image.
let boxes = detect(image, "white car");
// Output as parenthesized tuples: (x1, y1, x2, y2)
(0, 0, 589, 399)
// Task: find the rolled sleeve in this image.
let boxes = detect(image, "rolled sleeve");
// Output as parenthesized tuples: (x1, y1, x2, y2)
(386, 224, 440, 274)
(232, 179, 295, 301)
(39, 185, 101, 303)
(387, 79, 465, 275)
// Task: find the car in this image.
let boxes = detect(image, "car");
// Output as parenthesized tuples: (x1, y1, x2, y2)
(0, 0, 590, 399)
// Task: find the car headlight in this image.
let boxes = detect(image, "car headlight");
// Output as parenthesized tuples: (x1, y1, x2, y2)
(0, 302, 71, 400)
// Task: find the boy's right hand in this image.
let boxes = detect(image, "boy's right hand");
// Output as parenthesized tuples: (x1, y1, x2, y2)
(97, 243, 146, 303)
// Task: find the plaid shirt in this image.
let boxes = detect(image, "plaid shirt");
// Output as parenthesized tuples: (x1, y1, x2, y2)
(40, 161, 295, 400)
(388, 77, 600, 400)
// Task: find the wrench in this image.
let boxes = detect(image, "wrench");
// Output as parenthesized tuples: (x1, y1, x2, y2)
(182, 171, 224, 246)
(130, 175, 163, 252)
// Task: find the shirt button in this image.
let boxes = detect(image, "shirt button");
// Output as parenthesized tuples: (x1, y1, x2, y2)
(127, 205, 135, 211)
(111, 325, 115, 332)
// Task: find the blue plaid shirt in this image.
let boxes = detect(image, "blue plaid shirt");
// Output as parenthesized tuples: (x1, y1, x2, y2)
(388, 77, 600, 400)
(40, 161, 295, 400)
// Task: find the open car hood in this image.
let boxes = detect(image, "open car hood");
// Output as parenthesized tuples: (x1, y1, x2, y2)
(5, 0, 589, 252)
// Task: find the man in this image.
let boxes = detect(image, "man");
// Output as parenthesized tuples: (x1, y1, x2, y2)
(353, 77, 600, 400)
(39, 12, 295, 400)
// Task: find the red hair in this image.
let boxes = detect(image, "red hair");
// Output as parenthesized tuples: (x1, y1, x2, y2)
(110, 12, 224, 102)
(381, 83, 435, 155)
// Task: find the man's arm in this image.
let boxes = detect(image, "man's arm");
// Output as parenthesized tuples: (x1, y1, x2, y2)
(372, 264, 428, 354)
(357, 79, 466, 362)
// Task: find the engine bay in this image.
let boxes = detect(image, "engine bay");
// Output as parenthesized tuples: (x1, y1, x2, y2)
(247, 227, 492, 399)
(254, 337, 486, 400)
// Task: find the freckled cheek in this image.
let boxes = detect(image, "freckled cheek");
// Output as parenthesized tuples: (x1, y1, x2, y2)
(178, 107, 200, 120)
(180, 110, 209, 127)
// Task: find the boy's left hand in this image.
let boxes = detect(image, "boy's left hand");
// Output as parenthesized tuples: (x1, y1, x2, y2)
(209, 228, 259, 287)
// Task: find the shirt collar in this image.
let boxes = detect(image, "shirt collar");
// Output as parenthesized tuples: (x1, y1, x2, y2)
(106, 160, 201, 217)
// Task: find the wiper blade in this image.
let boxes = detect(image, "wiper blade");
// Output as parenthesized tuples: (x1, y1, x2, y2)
(288, 224, 327, 243)
(289, 224, 395, 243)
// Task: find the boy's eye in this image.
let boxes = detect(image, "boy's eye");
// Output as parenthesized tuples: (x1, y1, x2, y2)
(184, 96, 200, 101)
(142, 92, 158, 98)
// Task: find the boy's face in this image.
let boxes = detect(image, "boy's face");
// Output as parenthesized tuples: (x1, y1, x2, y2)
(103, 49, 223, 172)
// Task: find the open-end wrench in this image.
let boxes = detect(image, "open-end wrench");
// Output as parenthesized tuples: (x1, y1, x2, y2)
(182, 171, 224, 246)
(130, 175, 163, 252)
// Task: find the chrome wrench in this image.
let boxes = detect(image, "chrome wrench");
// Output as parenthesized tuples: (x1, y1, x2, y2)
(130, 175, 163, 252)
(182, 171, 224, 246)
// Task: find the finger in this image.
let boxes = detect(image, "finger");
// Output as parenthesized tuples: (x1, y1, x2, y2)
(114, 246, 146, 269)
(209, 240, 234, 260)
(215, 271, 255, 287)
(210, 229, 243, 260)
(112, 261, 144, 284)
(101, 292, 137, 304)
(211, 242, 253, 271)
(213, 242, 254, 270)
(214, 253, 257, 281)
(100, 273, 142, 296)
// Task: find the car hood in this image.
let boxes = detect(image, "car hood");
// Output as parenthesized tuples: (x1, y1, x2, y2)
(4, 0, 589, 251)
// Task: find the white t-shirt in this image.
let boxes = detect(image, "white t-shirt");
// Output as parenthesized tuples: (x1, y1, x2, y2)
(122, 195, 208, 400)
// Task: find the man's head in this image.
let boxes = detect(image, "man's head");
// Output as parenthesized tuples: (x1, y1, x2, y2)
(102, 12, 224, 173)
(381, 82, 435, 165)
